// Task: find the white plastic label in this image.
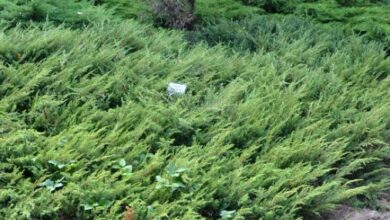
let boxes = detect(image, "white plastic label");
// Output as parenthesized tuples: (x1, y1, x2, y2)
(167, 82, 187, 96)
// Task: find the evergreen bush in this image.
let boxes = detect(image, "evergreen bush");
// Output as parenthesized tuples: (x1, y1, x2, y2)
(0, 0, 110, 27)
(1, 17, 389, 219)
(0, 0, 389, 219)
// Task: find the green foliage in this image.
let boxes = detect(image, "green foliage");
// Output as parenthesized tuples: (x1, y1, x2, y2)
(92, 0, 260, 23)
(0, 0, 111, 27)
(335, 0, 390, 6)
(90, 0, 151, 21)
(0, 14, 389, 219)
(220, 210, 236, 219)
(196, 0, 261, 20)
(241, 0, 299, 13)
(0, 0, 389, 219)
(295, 1, 390, 52)
(39, 178, 64, 192)
(189, 15, 327, 52)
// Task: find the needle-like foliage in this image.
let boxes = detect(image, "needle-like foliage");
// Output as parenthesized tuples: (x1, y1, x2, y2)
(0, 1, 389, 220)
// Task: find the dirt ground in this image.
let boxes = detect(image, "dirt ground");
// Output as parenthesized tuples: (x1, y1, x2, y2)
(324, 205, 390, 220)
(324, 194, 390, 220)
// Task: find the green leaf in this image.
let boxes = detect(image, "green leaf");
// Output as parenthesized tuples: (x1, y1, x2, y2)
(39, 178, 64, 192)
(39, 179, 55, 188)
(176, 168, 187, 173)
(83, 204, 94, 211)
(171, 182, 185, 189)
(166, 163, 187, 177)
(48, 160, 66, 169)
(123, 165, 133, 174)
(54, 183, 64, 189)
(98, 199, 110, 207)
(166, 163, 176, 176)
(119, 159, 126, 167)
(147, 205, 154, 218)
(82, 203, 98, 211)
(220, 210, 236, 219)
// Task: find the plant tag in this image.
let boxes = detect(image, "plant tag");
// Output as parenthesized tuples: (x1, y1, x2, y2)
(167, 82, 187, 96)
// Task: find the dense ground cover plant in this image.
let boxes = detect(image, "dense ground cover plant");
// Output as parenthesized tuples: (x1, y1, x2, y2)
(91, 0, 260, 24)
(0, 0, 111, 27)
(0, 0, 389, 219)
(295, 1, 390, 51)
(241, 0, 300, 13)
(1, 15, 389, 219)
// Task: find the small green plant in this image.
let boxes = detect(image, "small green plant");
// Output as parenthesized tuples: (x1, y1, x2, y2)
(81, 198, 111, 211)
(39, 178, 64, 192)
(48, 160, 66, 169)
(156, 163, 187, 191)
(117, 159, 133, 175)
(48, 159, 75, 169)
